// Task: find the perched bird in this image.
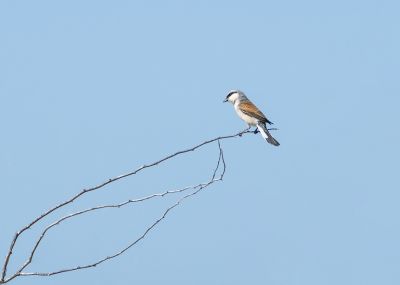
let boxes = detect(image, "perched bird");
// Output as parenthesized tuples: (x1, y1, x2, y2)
(223, 90, 280, 146)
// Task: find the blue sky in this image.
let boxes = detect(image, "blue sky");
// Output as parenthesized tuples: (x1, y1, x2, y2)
(1, 0, 399, 284)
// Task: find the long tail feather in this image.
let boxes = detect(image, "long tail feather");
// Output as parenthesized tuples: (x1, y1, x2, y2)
(257, 123, 280, 146)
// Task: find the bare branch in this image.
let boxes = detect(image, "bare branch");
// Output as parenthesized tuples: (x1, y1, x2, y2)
(6, 139, 226, 280)
(16, 183, 208, 274)
(1, 129, 252, 283)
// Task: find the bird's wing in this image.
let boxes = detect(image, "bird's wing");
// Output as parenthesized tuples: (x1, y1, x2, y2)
(239, 101, 272, 124)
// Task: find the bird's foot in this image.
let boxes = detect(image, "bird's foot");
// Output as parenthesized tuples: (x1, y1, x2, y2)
(253, 128, 259, 134)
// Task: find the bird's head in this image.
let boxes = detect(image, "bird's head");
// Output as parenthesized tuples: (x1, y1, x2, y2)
(223, 90, 242, 104)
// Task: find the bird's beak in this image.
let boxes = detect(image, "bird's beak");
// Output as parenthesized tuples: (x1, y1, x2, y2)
(223, 98, 228, 103)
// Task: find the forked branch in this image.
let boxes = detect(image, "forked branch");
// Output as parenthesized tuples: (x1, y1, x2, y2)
(0, 128, 262, 283)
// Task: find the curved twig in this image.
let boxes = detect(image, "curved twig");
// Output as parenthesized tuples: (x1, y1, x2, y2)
(0, 129, 251, 283)
(4, 139, 225, 281)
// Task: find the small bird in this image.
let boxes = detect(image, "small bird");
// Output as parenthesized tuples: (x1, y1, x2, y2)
(223, 90, 280, 146)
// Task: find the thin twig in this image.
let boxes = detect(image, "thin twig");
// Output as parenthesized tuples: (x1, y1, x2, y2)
(10, 141, 226, 279)
(16, 182, 213, 275)
(1, 129, 251, 283)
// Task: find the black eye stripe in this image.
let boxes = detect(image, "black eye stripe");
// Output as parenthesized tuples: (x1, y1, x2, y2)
(226, 91, 236, 98)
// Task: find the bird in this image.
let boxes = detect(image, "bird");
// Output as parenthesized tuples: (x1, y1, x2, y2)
(223, 90, 280, 146)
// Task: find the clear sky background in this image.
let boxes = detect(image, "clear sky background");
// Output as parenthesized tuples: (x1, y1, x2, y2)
(1, 0, 399, 284)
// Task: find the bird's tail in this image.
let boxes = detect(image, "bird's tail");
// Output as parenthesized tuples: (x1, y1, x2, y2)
(257, 123, 280, 146)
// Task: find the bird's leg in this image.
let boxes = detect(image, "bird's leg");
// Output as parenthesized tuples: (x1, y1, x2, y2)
(253, 127, 259, 134)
